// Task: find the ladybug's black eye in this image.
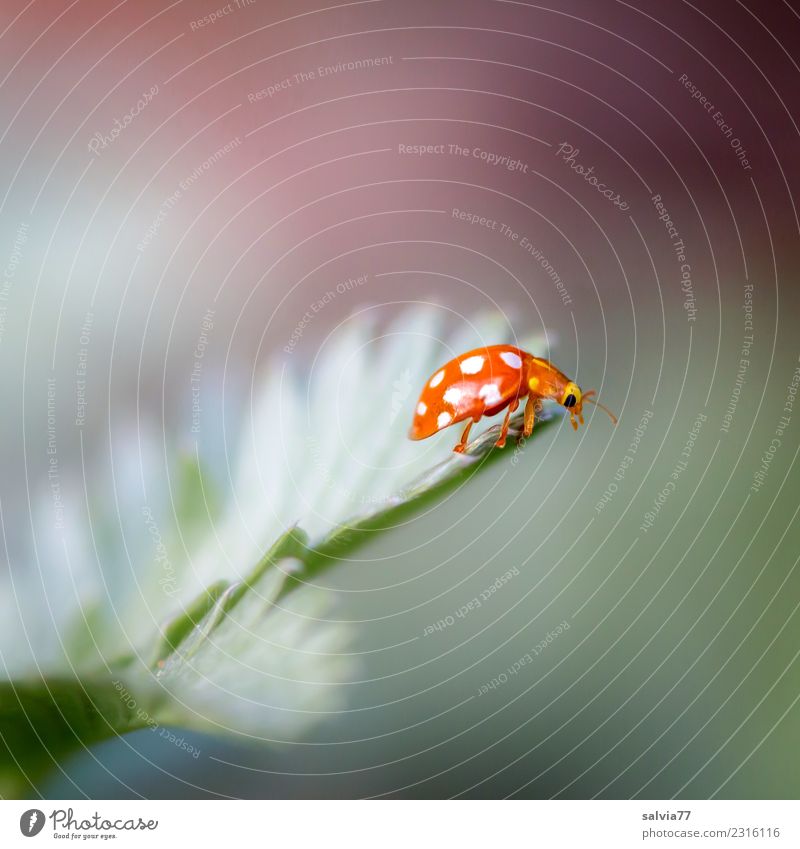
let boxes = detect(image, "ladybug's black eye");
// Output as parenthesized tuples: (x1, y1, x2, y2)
(564, 394, 577, 408)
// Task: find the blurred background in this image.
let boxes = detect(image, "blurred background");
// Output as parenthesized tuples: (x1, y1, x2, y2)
(1, 0, 799, 799)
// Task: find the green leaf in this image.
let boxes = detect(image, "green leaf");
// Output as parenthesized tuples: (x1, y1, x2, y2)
(1, 307, 562, 790)
(146, 408, 558, 733)
(151, 579, 230, 667)
(150, 557, 346, 737)
(0, 407, 558, 792)
(291, 407, 557, 589)
(172, 450, 222, 538)
(153, 407, 557, 668)
(151, 525, 309, 670)
(0, 676, 151, 798)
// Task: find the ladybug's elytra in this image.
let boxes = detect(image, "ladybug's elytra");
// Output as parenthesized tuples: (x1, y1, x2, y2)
(408, 345, 617, 453)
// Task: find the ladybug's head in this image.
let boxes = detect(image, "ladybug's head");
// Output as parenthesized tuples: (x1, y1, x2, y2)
(560, 381, 618, 431)
(560, 381, 582, 413)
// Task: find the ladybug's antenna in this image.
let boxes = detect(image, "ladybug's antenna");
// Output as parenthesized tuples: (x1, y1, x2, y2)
(582, 391, 618, 425)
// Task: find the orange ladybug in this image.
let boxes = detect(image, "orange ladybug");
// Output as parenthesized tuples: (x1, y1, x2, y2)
(409, 345, 617, 452)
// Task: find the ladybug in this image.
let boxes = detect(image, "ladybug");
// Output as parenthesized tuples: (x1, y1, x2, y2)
(409, 345, 617, 452)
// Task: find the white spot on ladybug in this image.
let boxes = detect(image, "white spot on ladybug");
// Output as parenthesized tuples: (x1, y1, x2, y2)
(479, 383, 502, 405)
(460, 355, 484, 374)
(416, 401, 427, 416)
(500, 351, 522, 369)
(430, 369, 445, 388)
(443, 386, 462, 405)
(437, 411, 453, 428)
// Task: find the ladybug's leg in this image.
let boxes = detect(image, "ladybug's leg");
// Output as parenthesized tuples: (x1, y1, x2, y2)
(522, 393, 537, 438)
(453, 420, 474, 453)
(495, 399, 519, 448)
(521, 394, 543, 439)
